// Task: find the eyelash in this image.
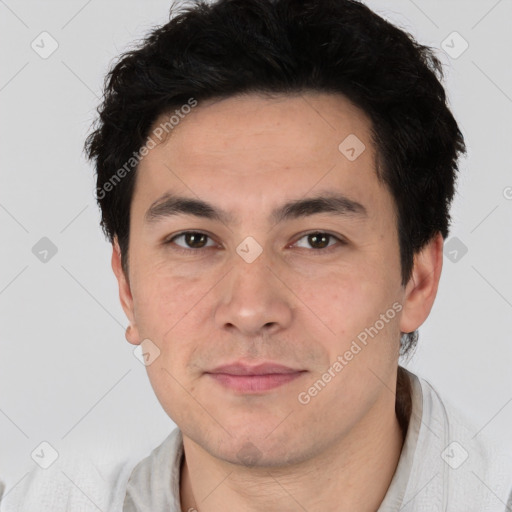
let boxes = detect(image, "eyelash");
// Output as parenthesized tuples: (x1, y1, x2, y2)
(164, 231, 346, 256)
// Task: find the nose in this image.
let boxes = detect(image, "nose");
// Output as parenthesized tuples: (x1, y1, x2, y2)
(214, 249, 293, 337)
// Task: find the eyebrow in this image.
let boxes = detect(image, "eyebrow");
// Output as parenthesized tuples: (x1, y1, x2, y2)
(144, 191, 368, 226)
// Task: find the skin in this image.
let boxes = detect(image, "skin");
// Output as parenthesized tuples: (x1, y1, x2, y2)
(112, 92, 443, 511)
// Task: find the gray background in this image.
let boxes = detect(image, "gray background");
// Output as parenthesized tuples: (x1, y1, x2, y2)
(1, 0, 511, 496)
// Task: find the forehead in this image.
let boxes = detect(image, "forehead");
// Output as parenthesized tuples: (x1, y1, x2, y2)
(150, 92, 373, 163)
(133, 92, 391, 222)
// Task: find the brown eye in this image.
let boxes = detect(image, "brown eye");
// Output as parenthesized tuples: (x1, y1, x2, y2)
(183, 232, 208, 248)
(166, 231, 215, 251)
(293, 232, 343, 251)
(307, 233, 330, 249)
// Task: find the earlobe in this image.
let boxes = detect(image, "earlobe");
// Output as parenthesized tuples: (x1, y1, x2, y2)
(399, 232, 444, 334)
(125, 324, 140, 345)
(111, 238, 141, 346)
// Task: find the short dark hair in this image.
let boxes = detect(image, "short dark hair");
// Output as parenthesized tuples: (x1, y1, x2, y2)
(84, 0, 466, 356)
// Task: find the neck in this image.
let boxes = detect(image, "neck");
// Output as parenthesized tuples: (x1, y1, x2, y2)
(180, 368, 409, 512)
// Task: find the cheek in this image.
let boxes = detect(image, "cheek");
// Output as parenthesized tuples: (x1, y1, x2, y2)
(297, 265, 390, 335)
(138, 273, 206, 418)
(132, 270, 212, 369)
(132, 266, 206, 333)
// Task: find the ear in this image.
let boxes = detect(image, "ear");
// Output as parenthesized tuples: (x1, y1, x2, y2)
(399, 232, 444, 334)
(111, 237, 141, 345)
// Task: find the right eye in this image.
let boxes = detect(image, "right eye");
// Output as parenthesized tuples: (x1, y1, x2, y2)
(164, 231, 218, 254)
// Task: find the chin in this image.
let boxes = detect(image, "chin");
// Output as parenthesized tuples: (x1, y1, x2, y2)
(205, 429, 306, 468)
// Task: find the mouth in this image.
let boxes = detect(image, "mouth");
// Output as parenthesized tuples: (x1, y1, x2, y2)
(205, 362, 307, 393)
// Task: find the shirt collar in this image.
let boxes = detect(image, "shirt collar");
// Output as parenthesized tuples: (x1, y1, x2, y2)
(377, 367, 423, 511)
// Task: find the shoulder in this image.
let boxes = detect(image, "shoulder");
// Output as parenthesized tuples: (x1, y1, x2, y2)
(0, 450, 138, 512)
(404, 369, 512, 511)
(126, 427, 182, 480)
(123, 427, 183, 512)
(1, 429, 183, 512)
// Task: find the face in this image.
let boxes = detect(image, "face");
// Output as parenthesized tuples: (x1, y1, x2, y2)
(113, 92, 438, 467)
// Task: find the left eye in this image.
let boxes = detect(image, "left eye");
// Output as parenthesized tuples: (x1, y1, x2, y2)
(292, 232, 343, 250)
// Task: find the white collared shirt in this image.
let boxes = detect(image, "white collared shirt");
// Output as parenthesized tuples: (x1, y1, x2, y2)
(123, 368, 512, 512)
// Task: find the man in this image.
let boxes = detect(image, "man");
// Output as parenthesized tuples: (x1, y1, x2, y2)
(3, 0, 511, 511)
(86, 0, 512, 510)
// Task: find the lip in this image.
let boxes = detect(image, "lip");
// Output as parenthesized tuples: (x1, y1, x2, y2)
(205, 362, 306, 393)
(207, 362, 302, 375)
